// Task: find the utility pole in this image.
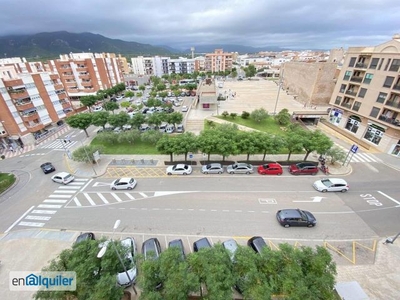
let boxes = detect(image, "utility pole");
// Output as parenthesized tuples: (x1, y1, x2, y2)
(273, 68, 284, 115)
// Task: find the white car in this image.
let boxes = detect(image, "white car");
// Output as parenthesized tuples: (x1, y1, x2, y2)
(51, 172, 75, 185)
(313, 178, 349, 193)
(181, 106, 188, 112)
(110, 178, 137, 190)
(116, 96, 124, 101)
(93, 106, 103, 112)
(166, 164, 192, 175)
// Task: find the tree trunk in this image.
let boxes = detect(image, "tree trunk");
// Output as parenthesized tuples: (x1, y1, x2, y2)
(184, 152, 187, 161)
(247, 153, 250, 161)
(263, 151, 267, 161)
(287, 151, 292, 161)
(170, 153, 173, 162)
(208, 153, 210, 161)
(304, 151, 311, 161)
(222, 155, 225, 161)
(84, 129, 89, 137)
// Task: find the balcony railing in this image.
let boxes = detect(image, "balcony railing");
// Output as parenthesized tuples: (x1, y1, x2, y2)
(339, 89, 345, 93)
(379, 115, 400, 126)
(350, 76, 363, 83)
(345, 90, 357, 96)
(355, 62, 368, 69)
(393, 84, 400, 91)
(15, 101, 34, 111)
(26, 122, 45, 131)
(385, 101, 400, 109)
(340, 103, 352, 109)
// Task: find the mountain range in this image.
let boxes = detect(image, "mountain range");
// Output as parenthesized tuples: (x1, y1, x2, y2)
(0, 31, 286, 60)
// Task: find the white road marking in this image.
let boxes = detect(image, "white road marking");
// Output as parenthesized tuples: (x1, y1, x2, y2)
(31, 210, 57, 214)
(48, 194, 72, 198)
(43, 199, 68, 203)
(18, 222, 45, 227)
(83, 193, 96, 206)
(124, 193, 135, 200)
(38, 204, 62, 209)
(97, 193, 109, 204)
(25, 215, 51, 221)
(139, 192, 148, 198)
(5, 206, 34, 233)
(110, 193, 123, 202)
(377, 191, 400, 205)
(58, 186, 80, 189)
(73, 197, 82, 207)
(53, 190, 76, 194)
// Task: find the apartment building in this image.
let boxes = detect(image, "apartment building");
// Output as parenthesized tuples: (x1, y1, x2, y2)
(0, 66, 73, 148)
(47, 52, 124, 100)
(328, 34, 400, 156)
(154, 56, 169, 77)
(204, 49, 233, 73)
(168, 57, 196, 75)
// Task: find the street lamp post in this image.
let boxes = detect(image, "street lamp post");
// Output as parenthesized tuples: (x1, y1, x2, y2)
(97, 220, 137, 295)
(273, 68, 285, 115)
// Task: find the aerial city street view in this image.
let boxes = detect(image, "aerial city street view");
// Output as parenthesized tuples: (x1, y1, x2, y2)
(0, 1, 399, 299)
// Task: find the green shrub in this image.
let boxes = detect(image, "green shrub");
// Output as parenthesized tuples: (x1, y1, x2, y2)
(241, 111, 250, 119)
(230, 113, 237, 119)
(221, 111, 229, 118)
(0, 173, 16, 194)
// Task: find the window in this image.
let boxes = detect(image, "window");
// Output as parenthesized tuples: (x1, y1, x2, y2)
(376, 92, 387, 103)
(378, 58, 384, 70)
(384, 59, 391, 71)
(383, 76, 394, 88)
(339, 84, 346, 93)
(343, 70, 351, 80)
(352, 101, 361, 112)
(364, 125, 384, 145)
(369, 107, 380, 118)
(345, 118, 360, 133)
(363, 73, 373, 84)
(389, 59, 400, 72)
(334, 96, 342, 105)
(369, 58, 379, 69)
(348, 57, 356, 67)
(358, 88, 367, 98)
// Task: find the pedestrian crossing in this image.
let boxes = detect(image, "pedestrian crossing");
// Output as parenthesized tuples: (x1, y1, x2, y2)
(336, 144, 383, 163)
(17, 178, 89, 228)
(39, 139, 78, 150)
(66, 191, 154, 207)
(1, 145, 37, 159)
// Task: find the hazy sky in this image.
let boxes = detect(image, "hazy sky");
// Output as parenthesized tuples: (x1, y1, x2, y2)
(1, 0, 399, 50)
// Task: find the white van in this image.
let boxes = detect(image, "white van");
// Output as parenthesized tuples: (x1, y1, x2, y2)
(176, 124, 184, 133)
(166, 124, 175, 134)
(159, 122, 168, 133)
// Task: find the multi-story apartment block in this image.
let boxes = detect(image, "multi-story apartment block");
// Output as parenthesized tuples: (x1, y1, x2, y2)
(195, 56, 205, 71)
(328, 34, 400, 156)
(204, 49, 233, 73)
(168, 57, 196, 75)
(0, 66, 73, 148)
(47, 52, 124, 100)
(154, 56, 169, 77)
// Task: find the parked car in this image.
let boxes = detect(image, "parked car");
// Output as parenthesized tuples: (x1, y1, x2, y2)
(113, 127, 122, 134)
(181, 105, 188, 112)
(40, 162, 56, 174)
(257, 163, 283, 175)
(142, 238, 162, 260)
(139, 124, 151, 132)
(165, 124, 175, 134)
(110, 178, 137, 190)
(51, 172, 75, 185)
(176, 124, 184, 133)
(201, 163, 224, 174)
(166, 164, 192, 175)
(222, 239, 238, 262)
(97, 126, 114, 134)
(227, 163, 254, 174)
(116, 96, 124, 101)
(193, 237, 212, 252)
(164, 107, 174, 113)
(168, 239, 186, 260)
(159, 122, 168, 133)
(276, 209, 317, 228)
(289, 162, 318, 175)
(122, 124, 132, 131)
(117, 237, 138, 287)
(313, 178, 349, 193)
(93, 106, 103, 112)
(247, 236, 267, 254)
(74, 232, 95, 244)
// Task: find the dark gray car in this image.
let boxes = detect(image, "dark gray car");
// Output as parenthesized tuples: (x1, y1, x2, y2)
(201, 163, 224, 174)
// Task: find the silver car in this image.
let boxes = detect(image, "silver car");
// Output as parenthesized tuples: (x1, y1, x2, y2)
(227, 163, 254, 174)
(201, 163, 224, 174)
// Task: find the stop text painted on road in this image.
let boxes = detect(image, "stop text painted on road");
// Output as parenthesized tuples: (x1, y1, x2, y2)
(360, 194, 383, 206)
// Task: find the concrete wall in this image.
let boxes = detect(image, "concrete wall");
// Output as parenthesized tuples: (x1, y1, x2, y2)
(282, 62, 337, 106)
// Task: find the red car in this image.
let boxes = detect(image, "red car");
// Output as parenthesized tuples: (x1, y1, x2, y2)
(257, 163, 283, 175)
(289, 162, 318, 175)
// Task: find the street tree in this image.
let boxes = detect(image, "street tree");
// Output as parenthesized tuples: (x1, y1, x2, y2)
(185, 83, 197, 91)
(124, 90, 135, 98)
(139, 85, 146, 92)
(103, 101, 119, 114)
(71, 145, 103, 163)
(156, 135, 177, 162)
(66, 113, 93, 137)
(274, 108, 291, 125)
(250, 108, 269, 123)
(236, 131, 260, 160)
(326, 146, 347, 164)
(96, 132, 119, 145)
(197, 130, 220, 161)
(284, 128, 305, 160)
(302, 129, 333, 160)
(80, 95, 98, 111)
(167, 111, 183, 125)
(128, 113, 146, 128)
(96, 89, 107, 101)
(147, 113, 163, 128)
(174, 132, 198, 161)
(140, 130, 163, 145)
(116, 130, 140, 145)
(173, 89, 181, 97)
(243, 64, 257, 77)
(156, 83, 166, 91)
(120, 101, 131, 109)
(107, 111, 130, 128)
(91, 111, 110, 129)
(33, 238, 125, 300)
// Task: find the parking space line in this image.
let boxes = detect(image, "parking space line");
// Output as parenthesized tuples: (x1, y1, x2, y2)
(186, 236, 193, 253)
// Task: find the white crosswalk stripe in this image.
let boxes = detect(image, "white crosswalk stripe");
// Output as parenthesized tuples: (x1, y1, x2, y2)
(17, 178, 88, 228)
(335, 144, 382, 163)
(66, 191, 152, 207)
(40, 140, 77, 150)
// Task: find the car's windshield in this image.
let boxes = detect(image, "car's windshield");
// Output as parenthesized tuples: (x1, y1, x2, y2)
(321, 179, 332, 187)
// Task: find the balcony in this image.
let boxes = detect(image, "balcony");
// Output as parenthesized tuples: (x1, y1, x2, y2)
(345, 90, 357, 97)
(76, 66, 87, 72)
(339, 89, 345, 93)
(21, 111, 39, 121)
(385, 100, 400, 110)
(350, 76, 363, 83)
(54, 83, 64, 90)
(393, 84, 400, 91)
(79, 73, 90, 79)
(60, 100, 72, 109)
(15, 101, 34, 111)
(340, 102, 352, 109)
(354, 62, 368, 69)
(343, 75, 350, 81)
(26, 122, 45, 132)
(378, 115, 400, 127)
(9, 89, 29, 99)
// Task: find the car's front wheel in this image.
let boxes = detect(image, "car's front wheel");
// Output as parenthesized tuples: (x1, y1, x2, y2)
(322, 189, 327, 193)
(167, 172, 172, 175)
(341, 189, 347, 193)
(277, 173, 282, 176)
(307, 224, 314, 228)
(284, 224, 290, 228)
(218, 171, 222, 174)
(128, 187, 133, 190)
(229, 171, 234, 175)
(111, 187, 116, 190)
(246, 171, 250, 174)
(183, 173, 187, 175)
(204, 172, 208, 175)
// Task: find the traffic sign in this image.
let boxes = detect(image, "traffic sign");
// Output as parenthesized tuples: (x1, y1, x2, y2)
(350, 144, 359, 153)
(189, 153, 193, 159)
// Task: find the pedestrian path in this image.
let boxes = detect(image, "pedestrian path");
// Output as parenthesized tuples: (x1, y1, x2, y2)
(17, 179, 89, 228)
(39, 139, 78, 150)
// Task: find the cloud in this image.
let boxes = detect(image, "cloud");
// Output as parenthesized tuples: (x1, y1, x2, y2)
(0, 0, 399, 50)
